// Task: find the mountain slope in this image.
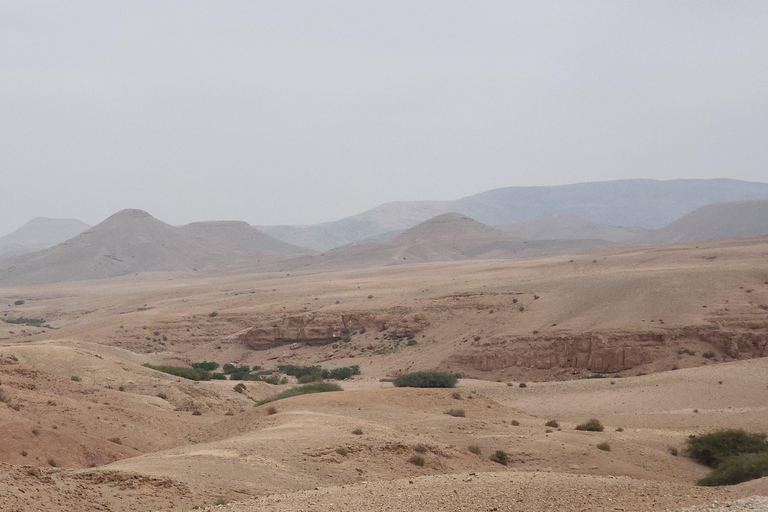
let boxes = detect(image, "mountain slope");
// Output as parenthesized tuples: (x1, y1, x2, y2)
(0, 218, 91, 259)
(179, 221, 311, 254)
(634, 199, 768, 245)
(270, 213, 613, 272)
(495, 214, 646, 243)
(0, 210, 254, 286)
(259, 179, 768, 250)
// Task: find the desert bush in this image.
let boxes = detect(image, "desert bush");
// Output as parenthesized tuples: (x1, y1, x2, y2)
(328, 365, 361, 380)
(393, 371, 458, 388)
(156, 392, 168, 400)
(335, 447, 349, 456)
(596, 442, 611, 452)
(191, 361, 219, 371)
(668, 445, 679, 456)
(489, 450, 509, 465)
(468, 444, 482, 455)
(409, 454, 425, 466)
(518, 382, 527, 388)
(702, 351, 716, 359)
(615, 427, 624, 432)
(209, 312, 218, 317)
(192, 410, 202, 416)
(576, 419, 604, 432)
(211, 373, 227, 380)
(413, 443, 428, 454)
(143, 364, 211, 381)
(266, 406, 277, 415)
(452, 391, 462, 400)
(70, 375, 81, 382)
(545, 420, 559, 428)
(298, 373, 322, 384)
(31, 429, 39, 436)
(13, 300, 25, 305)
(445, 408, 466, 417)
(697, 451, 768, 486)
(511, 419, 520, 426)
(108, 437, 122, 445)
(686, 429, 768, 468)
(233, 383, 246, 393)
(47, 458, 57, 467)
(257, 382, 343, 405)
(584, 374, 606, 379)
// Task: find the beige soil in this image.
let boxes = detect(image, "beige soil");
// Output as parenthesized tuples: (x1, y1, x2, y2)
(0, 235, 767, 511)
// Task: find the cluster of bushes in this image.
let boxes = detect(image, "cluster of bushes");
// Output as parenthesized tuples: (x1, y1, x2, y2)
(3, 317, 52, 328)
(687, 429, 768, 486)
(278, 364, 361, 383)
(145, 360, 359, 384)
(143, 364, 214, 381)
(393, 371, 458, 388)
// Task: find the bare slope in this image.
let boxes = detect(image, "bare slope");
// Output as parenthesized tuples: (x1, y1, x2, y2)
(495, 214, 645, 242)
(0, 218, 91, 259)
(179, 221, 311, 254)
(0, 210, 255, 286)
(634, 199, 768, 245)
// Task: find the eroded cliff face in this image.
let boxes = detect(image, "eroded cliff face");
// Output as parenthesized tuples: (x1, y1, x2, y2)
(238, 310, 429, 350)
(442, 326, 768, 375)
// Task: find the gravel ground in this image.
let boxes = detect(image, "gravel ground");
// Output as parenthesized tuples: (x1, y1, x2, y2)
(679, 497, 768, 511)
(201, 471, 748, 512)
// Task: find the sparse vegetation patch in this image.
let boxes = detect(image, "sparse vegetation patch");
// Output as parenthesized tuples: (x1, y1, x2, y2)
(393, 371, 458, 388)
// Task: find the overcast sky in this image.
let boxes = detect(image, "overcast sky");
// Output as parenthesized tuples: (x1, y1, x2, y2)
(1, 1, 767, 236)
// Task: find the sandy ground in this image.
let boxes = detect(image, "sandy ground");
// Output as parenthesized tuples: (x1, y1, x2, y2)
(0, 236, 767, 511)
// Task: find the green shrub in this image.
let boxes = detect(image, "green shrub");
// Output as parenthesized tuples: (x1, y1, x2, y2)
(143, 364, 211, 381)
(211, 373, 227, 380)
(328, 365, 361, 380)
(445, 408, 465, 417)
(297, 373, 322, 384)
(576, 419, 604, 432)
(489, 450, 509, 465)
(409, 454, 425, 466)
(697, 451, 768, 486)
(393, 371, 458, 388)
(191, 361, 219, 371)
(257, 382, 343, 405)
(4, 317, 46, 326)
(686, 429, 768, 468)
(278, 364, 325, 380)
(13, 300, 25, 305)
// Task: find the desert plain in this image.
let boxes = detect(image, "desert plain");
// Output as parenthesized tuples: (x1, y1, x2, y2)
(1, 235, 767, 511)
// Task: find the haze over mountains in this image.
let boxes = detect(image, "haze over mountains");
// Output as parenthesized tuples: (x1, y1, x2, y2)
(0, 210, 309, 286)
(4, 179, 768, 287)
(0, 217, 90, 259)
(258, 178, 768, 250)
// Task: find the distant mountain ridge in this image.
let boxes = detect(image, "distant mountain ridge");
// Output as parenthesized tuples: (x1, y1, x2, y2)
(0, 218, 91, 259)
(0, 210, 310, 286)
(632, 199, 768, 245)
(258, 179, 768, 250)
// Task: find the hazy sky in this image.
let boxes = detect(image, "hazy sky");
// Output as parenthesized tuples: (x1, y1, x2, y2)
(1, 1, 767, 236)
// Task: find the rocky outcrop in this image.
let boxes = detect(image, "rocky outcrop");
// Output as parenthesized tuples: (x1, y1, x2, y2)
(239, 311, 429, 350)
(444, 327, 768, 374)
